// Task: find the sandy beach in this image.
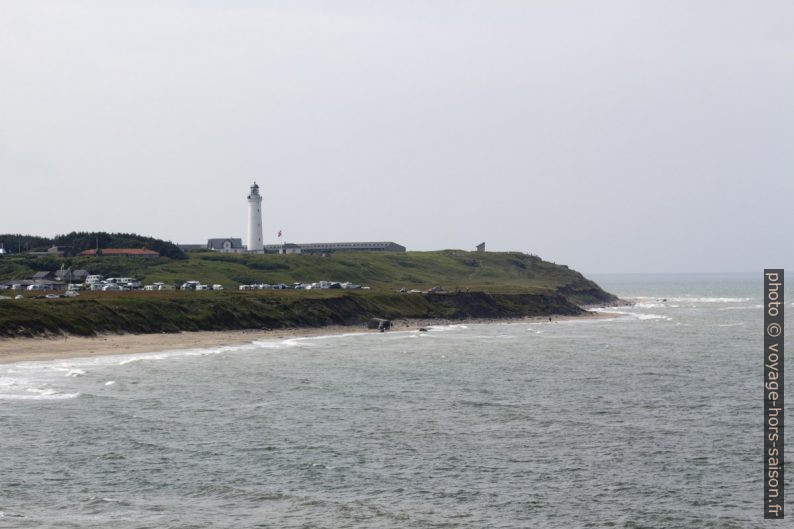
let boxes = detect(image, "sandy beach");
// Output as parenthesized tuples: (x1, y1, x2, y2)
(0, 311, 620, 364)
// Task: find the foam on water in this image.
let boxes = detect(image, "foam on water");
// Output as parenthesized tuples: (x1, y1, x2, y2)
(425, 324, 469, 332)
(588, 307, 672, 321)
(632, 295, 751, 303)
(0, 389, 80, 400)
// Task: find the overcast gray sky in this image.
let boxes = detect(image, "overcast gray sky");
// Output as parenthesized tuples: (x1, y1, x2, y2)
(1, 1, 791, 273)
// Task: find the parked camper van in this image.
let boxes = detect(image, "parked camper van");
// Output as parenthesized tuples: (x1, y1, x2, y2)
(120, 278, 141, 289)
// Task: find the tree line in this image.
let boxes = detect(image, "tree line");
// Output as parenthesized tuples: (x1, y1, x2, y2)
(0, 232, 186, 260)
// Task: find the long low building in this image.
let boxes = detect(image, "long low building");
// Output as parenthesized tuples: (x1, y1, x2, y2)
(263, 241, 406, 254)
(178, 240, 407, 254)
(79, 249, 160, 258)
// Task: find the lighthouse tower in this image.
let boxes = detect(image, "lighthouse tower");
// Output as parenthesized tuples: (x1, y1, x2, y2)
(246, 182, 264, 253)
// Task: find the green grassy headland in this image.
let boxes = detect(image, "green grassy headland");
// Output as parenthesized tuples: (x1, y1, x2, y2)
(0, 250, 617, 337)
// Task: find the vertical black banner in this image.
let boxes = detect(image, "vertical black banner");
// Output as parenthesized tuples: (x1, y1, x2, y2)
(765, 269, 784, 518)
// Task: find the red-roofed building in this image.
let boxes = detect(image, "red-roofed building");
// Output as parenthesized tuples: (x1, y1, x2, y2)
(79, 248, 159, 258)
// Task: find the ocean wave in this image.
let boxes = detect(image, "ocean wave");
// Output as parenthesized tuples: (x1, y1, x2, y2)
(588, 307, 621, 312)
(117, 341, 266, 365)
(3, 327, 455, 374)
(0, 376, 18, 387)
(633, 313, 671, 320)
(592, 309, 671, 321)
(0, 390, 80, 400)
(27, 387, 58, 396)
(632, 303, 682, 309)
(426, 324, 469, 332)
(113, 332, 376, 364)
(632, 296, 751, 303)
(281, 332, 371, 343)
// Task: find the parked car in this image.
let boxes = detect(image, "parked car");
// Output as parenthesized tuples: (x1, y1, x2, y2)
(195, 284, 211, 291)
(27, 284, 48, 291)
(211, 284, 224, 291)
(102, 284, 122, 291)
(180, 281, 201, 291)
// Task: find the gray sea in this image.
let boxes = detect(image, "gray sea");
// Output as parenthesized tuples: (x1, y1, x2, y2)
(0, 274, 786, 528)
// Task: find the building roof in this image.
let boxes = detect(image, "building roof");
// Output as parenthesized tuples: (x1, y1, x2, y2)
(32, 271, 54, 279)
(79, 248, 159, 256)
(294, 242, 405, 250)
(262, 241, 406, 252)
(0, 279, 34, 286)
(0, 279, 65, 286)
(207, 238, 244, 250)
(54, 269, 89, 280)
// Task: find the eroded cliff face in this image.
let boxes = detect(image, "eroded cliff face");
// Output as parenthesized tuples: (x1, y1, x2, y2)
(0, 291, 591, 338)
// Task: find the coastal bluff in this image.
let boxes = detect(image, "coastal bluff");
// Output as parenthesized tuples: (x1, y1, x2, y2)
(0, 250, 618, 338)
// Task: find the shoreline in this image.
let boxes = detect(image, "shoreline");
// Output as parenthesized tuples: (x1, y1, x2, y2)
(0, 311, 621, 365)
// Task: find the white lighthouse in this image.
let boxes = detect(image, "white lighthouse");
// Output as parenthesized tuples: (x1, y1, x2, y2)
(246, 182, 264, 253)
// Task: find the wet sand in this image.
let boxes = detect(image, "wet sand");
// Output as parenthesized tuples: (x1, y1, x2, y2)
(0, 311, 620, 364)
